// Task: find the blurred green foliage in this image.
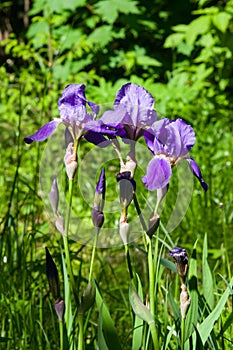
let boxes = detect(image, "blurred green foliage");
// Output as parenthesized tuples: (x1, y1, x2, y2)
(0, 0, 233, 348)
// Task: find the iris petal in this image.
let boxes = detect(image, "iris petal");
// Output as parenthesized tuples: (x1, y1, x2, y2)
(187, 157, 208, 191)
(173, 119, 196, 155)
(142, 156, 172, 191)
(24, 120, 60, 144)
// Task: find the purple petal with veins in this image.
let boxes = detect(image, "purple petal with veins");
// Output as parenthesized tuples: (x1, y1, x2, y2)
(142, 156, 172, 190)
(24, 120, 60, 144)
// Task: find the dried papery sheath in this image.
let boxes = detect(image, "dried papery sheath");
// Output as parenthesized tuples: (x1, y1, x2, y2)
(64, 142, 78, 180)
(49, 177, 59, 214)
(55, 214, 65, 236)
(146, 213, 160, 238)
(45, 247, 60, 301)
(180, 284, 190, 319)
(119, 221, 130, 245)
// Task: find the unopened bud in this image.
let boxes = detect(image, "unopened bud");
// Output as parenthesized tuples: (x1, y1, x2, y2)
(55, 298, 65, 321)
(92, 208, 104, 232)
(116, 171, 136, 209)
(170, 247, 189, 281)
(92, 168, 105, 232)
(93, 168, 106, 212)
(78, 280, 96, 316)
(45, 247, 60, 301)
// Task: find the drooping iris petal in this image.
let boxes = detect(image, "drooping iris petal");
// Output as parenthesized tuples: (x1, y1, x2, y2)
(24, 120, 60, 144)
(142, 156, 172, 190)
(84, 131, 110, 147)
(187, 157, 208, 192)
(84, 119, 117, 147)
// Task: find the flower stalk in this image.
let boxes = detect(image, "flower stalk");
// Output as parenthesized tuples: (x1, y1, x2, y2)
(170, 247, 190, 350)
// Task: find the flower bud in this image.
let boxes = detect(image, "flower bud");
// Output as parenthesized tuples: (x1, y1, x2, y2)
(78, 280, 96, 316)
(93, 168, 105, 212)
(55, 298, 65, 321)
(92, 168, 105, 232)
(92, 208, 104, 232)
(45, 247, 60, 301)
(116, 171, 136, 209)
(170, 247, 188, 281)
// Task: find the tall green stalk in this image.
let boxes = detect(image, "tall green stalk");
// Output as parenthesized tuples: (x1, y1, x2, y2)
(146, 235, 159, 349)
(78, 315, 84, 350)
(88, 232, 98, 283)
(59, 321, 64, 350)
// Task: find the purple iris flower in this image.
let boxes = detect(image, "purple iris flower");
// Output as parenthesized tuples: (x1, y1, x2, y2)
(24, 84, 114, 145)
(99, 83, 156, 141)
(142, 118, 208, 191)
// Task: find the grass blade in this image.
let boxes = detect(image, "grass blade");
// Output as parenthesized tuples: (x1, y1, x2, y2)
(197, 276, 233, 345)
(95, 283, 122, 350)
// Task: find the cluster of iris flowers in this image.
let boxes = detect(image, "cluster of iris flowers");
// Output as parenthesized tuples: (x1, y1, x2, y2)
(24, 82, 208, 194)
(25, 83, 209, 348)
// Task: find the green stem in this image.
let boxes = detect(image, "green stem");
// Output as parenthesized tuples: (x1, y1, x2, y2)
(147, 238, 155, 317)
(149, 321, 159, 350)
(78, 316, 84, 350)
(59, 321, 64, 350)
(124, 244, 133, 279)
(181, 317, 185, 350)
(63, 139, 80, 305)
(63, 179, 77, 303)
(147, 236, 159, 348)
(133, 193, 148, 232)
(88, 232, 98, 283)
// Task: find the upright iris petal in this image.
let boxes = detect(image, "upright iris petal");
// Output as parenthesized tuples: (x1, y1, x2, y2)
(99, 83, 156, 141)
(143, 118, 208, 191)
(24, 84, 107, 145)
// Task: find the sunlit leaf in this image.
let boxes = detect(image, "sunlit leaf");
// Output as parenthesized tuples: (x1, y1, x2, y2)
(202, 234, 214, 309)
(197, 277, 233, 345)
